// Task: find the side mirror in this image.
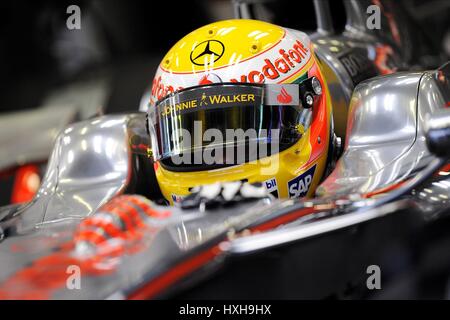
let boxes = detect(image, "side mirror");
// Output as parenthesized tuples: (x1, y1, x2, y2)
(425, 109, 450, 158)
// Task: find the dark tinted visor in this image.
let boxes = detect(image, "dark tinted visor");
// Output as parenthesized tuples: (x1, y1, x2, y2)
(148, 83, 312, 169)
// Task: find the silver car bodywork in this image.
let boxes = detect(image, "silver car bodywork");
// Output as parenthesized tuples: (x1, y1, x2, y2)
(0, 63, 448, 299)
(0, 0, 448, 298)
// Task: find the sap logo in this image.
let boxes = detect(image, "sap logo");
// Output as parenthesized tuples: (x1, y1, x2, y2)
(288, 165, 316, 198)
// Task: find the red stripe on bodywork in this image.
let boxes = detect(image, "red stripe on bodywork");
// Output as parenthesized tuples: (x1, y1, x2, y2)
(363, 180, 406, 198)
(250, 207, 316, 232)
(127, 244, 223, 300)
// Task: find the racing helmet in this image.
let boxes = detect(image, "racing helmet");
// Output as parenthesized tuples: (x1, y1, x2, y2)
(147, 19, 333, 204)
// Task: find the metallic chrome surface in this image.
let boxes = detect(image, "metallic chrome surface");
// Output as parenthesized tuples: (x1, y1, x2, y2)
(343, 0, 372, 36)
(0, 114, 141, 290)
(228, 161, 450, 256)
(313, 0, 334, 35)
(8, 113, 148, 232)
(232, 0, 253, 19)
(420, 69, 450, 157)
(229, 200, 408, 254)
(425, 109, 450, 157)
(418, 70, 449, 130)
(319, 67, 448, 197)
(425, 109, 450, 133)
(318, 72, 434, 196)
(415, 174, 450, 220)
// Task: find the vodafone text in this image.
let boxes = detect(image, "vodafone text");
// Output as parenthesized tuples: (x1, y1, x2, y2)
(151, 40, 310, 102)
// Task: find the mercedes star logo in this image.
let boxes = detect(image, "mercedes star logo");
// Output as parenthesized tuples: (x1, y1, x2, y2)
(190, 40, 225, 66)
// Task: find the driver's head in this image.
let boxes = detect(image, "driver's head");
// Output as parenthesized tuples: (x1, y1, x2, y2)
(148, 19, 333, 204)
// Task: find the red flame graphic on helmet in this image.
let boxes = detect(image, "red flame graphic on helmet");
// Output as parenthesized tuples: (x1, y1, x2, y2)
(277, 87, 292, 104)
